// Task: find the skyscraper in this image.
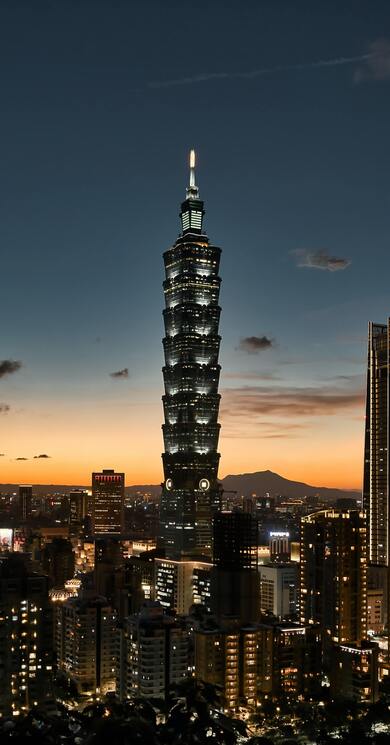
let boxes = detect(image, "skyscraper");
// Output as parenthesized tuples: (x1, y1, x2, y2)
(363, 320, 390, 657)
(18, 485, 32, 521)
(300, 509, 367, 648)
(91, 470, 125, 535)
(160, 151, 222, 559)
(363, 321, 389, 567)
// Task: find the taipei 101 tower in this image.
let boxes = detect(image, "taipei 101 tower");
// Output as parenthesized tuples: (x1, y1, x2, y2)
(159, 151, 222, 560)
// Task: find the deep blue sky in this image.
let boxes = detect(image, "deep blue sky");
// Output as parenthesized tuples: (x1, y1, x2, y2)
(1, 0, 389, 486)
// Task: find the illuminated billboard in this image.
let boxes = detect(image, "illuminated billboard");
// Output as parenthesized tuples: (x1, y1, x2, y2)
(0, 528, 13, 551)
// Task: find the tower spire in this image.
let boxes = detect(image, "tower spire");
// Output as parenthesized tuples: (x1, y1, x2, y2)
(186, 148, 199, 198)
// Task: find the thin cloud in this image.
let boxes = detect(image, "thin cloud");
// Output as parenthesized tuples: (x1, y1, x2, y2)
(0, 404, 10, 414)
(355, 39, 390, 82)
(0, 453, 4, 456)
(34, 454, 51, 459)
(221, 384, 365, 419)
(110, 368, 129, 379)
(292, 249, 351, 272)
(0, 360, 22, 378)
(15, 457, 28, 461)
(149, 52, 373, 89)
(221, 420, 306, 440)
(238, 336, 274, 354)
(223, 371, 282, 381)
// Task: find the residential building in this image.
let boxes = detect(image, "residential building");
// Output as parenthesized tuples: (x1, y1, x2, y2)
(0, 554, 53, 717)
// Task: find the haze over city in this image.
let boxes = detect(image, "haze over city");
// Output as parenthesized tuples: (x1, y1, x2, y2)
(1, 1, 390, 489)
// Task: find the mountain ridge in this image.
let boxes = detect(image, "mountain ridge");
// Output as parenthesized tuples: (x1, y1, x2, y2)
(0, 470, 360, 501)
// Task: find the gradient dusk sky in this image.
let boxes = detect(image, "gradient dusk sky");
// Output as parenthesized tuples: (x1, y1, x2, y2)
(1, 0, 390, 489)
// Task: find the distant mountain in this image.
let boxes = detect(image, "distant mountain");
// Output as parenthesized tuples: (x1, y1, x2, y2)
(0, 471, 360, 502)
(221, 470, 361, 502)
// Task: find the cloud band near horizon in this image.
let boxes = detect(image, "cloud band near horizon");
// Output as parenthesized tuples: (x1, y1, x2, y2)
(149, 51, 374, 89)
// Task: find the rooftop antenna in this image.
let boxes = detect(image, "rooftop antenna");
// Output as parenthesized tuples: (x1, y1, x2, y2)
(187, 148, 199, 198)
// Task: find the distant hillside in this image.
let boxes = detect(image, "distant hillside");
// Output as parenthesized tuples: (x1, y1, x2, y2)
(221, 470, 360, 502)
(0, 470, 360, 502)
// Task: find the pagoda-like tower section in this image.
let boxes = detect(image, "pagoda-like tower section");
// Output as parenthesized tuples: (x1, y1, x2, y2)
(160, 152, 222, 559)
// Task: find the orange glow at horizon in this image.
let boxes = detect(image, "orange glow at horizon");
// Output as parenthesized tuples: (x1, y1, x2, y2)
(0, 394, 364, 491)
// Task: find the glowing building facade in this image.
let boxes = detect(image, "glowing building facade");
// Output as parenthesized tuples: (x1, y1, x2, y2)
(160, 152, 222, 559)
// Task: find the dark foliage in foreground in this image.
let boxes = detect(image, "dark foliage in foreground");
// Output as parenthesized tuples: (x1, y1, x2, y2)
(0, 681, 246, 745)
(1, 683, 390, 744)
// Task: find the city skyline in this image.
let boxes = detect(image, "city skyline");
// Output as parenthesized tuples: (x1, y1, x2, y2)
(1, 2, 390, 489)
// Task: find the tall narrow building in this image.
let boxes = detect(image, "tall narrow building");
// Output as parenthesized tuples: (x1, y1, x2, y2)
(363, 320, 390, 658)
(363, 321, 389, 566)
(160, 151, 222, 559)
(18, 485, 32, 521)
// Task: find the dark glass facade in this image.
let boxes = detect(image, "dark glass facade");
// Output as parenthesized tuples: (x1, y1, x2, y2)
(363, 321, 389, 566)
(159, 156, 222, 559)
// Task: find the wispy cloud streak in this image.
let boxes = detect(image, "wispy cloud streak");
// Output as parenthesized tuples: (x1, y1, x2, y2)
(149, 52, 373, 89)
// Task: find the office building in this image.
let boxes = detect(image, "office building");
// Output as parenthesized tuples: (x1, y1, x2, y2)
(160, 151, 222, 559)
(69, 489, 89, 536)
(155, 557, 212, 615)
(117, 601, 189, 701)
(211, 512, 259, 625)
(18, 485, 32, 521)
(300, 509, 367, 648)
(0, 554, 53, 717)
(259, 562, 298, 620)
(55, 593, 117, 694)
(269, 531, 290, 562)
(91, 469, 125, 535)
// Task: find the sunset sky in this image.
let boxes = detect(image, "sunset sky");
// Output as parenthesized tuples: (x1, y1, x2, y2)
(1, 1, 390, 489)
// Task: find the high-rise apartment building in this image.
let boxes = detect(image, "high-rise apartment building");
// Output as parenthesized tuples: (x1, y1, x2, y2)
(18, 485, 32, 521)
(0, 555, 53, 717)
(160, 151, 222, 559)
(117, 601, 189, 701)
(55, 593, 117, 694)
(257, 621, 321, 698)
(300, 509, 367, 647)
(195, 626, 256, 710)
(330, 641, 379, 703)
(91, 470, 125, 535)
